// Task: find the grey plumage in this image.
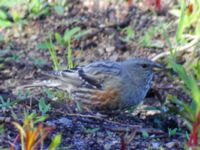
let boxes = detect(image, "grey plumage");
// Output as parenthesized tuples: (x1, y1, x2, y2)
(20, 58, 161, 110)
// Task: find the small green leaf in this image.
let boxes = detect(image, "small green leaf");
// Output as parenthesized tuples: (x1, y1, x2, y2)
(54, 5, 64, 15)
(30, 0, 41, 14)
(30, 57, 47, 67)
(168, 128, 177, 137)
(0, 9, 7, 19)
(39, 97, 51, 115)
(55, 32, 63, 44)
(142, 130, 149, 138)
(43, 88, 54, 99)
(48, 134, 62, 150)
(36, 42, 49, 49)
(0, 20, 12, 28)
(74, 29, 92, 40)
(121, 26, 135, 42)
(12, 11, 21, 22)
(64, 27, 80, 41)
(176, 0, 186, 43)
(46, 39, 60, 70)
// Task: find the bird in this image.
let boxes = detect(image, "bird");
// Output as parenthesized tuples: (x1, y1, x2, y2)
(19, 58, 162, 110)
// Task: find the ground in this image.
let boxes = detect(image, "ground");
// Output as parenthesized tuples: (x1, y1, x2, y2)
(0, 0, 188, 149)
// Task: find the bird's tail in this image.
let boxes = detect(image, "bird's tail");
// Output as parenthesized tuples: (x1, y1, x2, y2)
(17, 80, 63, 90)
(16, 69, 81, 91)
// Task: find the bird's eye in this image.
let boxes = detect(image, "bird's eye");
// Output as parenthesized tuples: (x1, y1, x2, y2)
(141, 64, 148, 68)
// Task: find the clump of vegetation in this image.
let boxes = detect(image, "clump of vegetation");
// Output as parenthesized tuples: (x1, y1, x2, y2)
(0, 0, 67, 28)
(11, 113, 61, 150)
(38, 27, 91, 70)
(164, 0, 200, 148)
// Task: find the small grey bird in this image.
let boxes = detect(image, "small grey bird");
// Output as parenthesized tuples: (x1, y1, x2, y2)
(20, 58, 162, 110)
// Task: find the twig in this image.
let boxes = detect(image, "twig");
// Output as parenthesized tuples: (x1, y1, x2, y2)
(152, 36, 200, 61)
(65, 113, 163, 134)
(66, 112, 107, 119)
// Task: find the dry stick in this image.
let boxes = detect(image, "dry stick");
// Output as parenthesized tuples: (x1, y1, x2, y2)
(65, 113, 163, 134)
(152, 36, 200, 61)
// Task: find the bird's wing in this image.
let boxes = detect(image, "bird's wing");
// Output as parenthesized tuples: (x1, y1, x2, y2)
(42, 67, 103, 89)
(19, 61, 122, 91)
(78, 69, 102, 89)
(42, 69, 81, 82)
(45, 61, 122, 89)
(83, 61, 121, 75)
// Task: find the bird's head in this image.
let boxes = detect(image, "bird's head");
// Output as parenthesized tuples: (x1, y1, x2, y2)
(132, 58, 162, 70)
(124, 58, 163, 72)
(121, 58, 163, 80)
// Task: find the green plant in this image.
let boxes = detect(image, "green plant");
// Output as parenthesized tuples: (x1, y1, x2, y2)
(48, 134, 62, 150)
(0, 124, 5, 134)
(49, 0, 67, 15)
(0, 93, 28, 113)
(53, 5, 64, 15)
(0, 0, 65, 28)
(65, 27, 91, 68)
(46, 37, 61, 70)
(168, 128, 177, 137)
(165, 0, 200, 131)
(0, 9, 12, 28)
(38, 27, 91, 70)
(0, 0, 28, 28)
(176, 41, 199, 148)
(142, 130, 149, 138)
(121, 26, 135, 42)
(60, 27, 81, 68)
(159, 1, 200, 148)
(30, 57, 47, 68)
(11, 113, 61, 150)
(0, 95, 22, 113)
(43, 88, 68, 102)
(53, 90, 69, 101)
(0, 96, 12, 112)
(170, 0, 200, 42)
(54, 27, 91, 69)
(28, 0, 49, 17)
(39, 97, 51, 116)
(139, 24, 167, 48)
(166, 57, 200, 147)
(17, 89, 31, 100)
(43, 88, 54, 99)
(67, 37, 73, 69)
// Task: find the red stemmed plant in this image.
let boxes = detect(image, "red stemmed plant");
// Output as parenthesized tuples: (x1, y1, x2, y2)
(127, 0, 161, 12)
(10, 113, 61, 150)
(188, 111, 200, 148)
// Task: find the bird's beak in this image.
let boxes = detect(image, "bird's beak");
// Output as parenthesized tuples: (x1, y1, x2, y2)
(152, 63, 165, 71)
